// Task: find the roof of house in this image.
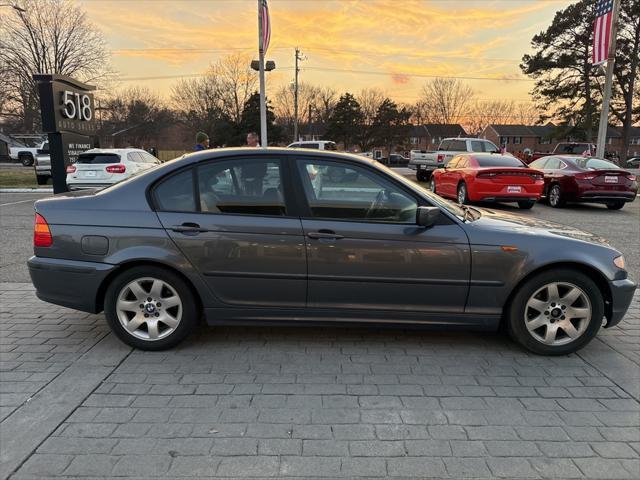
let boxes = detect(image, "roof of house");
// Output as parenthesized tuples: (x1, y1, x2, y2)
(423, 124, 467, 138)
(489, 124, 539, 136)
(409, 125, 428, 137)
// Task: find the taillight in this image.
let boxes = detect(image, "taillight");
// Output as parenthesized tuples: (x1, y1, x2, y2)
(626, 174, 636, 181)
(34, 213, 52, 247)
(477, 172, 497, 178)
(531, 173, 544, 181)
(576, 172, 597, 182)
(66, 165, 76, 174)
(106, 164, 126, 174)
(437, 154, 444, 163)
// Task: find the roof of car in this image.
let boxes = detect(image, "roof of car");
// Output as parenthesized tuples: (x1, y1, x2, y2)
(81, 148, 148, 154)
(173, 147, 378, 167)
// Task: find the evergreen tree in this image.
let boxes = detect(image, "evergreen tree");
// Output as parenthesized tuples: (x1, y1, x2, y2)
(372, 98, 411, 161)
(326, 93, 363, 150)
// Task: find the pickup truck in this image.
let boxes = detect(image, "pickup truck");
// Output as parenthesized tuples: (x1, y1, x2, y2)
(409, 137, 500, 181)
(9, 141, 46, 167)
(33, 142, 51, 185)
(529, 143, 596, 163)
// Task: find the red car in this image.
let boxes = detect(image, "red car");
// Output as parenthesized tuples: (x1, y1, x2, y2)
(528, 155, 638, 210)
(430, 153, 544, 209)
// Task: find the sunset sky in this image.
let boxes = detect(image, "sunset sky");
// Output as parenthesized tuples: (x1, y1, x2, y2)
(79, 0, 576, 104)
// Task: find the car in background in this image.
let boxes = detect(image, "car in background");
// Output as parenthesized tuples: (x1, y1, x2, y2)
(385, 153, 409, 166)
(34, 142, 51, 185)
(626, 156, 640, 168)
(9, 140, 46, 167)
(66, 148, 161, 190)
(528, 156, 638, 210)
(430, 153, 544, 209)
(27, 147, 636, 355)
(529, 142, 596, 163)
(410, 138, 500, 182)
(287, 140, 337, 150)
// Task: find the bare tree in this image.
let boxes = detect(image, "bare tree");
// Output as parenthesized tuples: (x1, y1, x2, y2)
(355, 88, 385, 151)
(514, 102, 541, 125)
(409, 100, 434, 126)
(466, 100, 516, 136)
(215, 53, 257, 124)
(0, 0, 110, 131)
(273, 82, 321, 137)
(419, 78, 474, 125)
(315, 87, 338, 124)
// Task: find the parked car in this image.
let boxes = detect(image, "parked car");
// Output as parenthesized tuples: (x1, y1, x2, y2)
(626, 156, 640, 168)
(287, 140, 337, 150)
(529, 143, 596, 163)
(430, 153, 544, 209)
(10, 140, 46, 167)
(409, 138, 500, 182)
(33, 143, 51, 185)
(28, 148, 635, 355)
(528, 155, 638, 210)
(66, 148, 161, 190)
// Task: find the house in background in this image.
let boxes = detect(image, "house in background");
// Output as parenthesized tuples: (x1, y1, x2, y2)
(409, 124, 467, 150)
(480, 124, 558, 154)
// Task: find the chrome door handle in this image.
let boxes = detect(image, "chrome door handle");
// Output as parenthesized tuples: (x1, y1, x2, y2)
(307, 231, 344, 240)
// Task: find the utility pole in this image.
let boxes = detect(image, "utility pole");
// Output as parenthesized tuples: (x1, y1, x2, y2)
(258, 0, 268, 147)
(595, 0, 621, 159)
(293, 48, 304, 143)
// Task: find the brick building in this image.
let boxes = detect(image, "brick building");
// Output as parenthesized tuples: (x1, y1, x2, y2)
(409, 124, 467, 150)
(480, 124, 556, 155)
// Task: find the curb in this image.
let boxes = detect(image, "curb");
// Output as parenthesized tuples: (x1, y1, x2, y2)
(0, 188, 53, 193)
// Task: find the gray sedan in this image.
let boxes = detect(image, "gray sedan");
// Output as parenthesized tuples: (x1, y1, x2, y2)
(28, 148, 636, 355)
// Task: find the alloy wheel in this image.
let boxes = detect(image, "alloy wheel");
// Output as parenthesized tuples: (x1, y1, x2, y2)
(549, 186, 560, 206)
(524, 282, 591, 346)
(457, 184, 466, 204)
(115, 277, 182, 341)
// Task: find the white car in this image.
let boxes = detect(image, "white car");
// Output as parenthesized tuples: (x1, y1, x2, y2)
(287, 140, 337, 151)
(66, 148, 161, 190)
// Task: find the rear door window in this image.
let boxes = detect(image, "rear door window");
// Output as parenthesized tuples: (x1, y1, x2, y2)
(450, 140, 466, 151)
(470, 141, 484, 152)
(545, 158, 562, 170)
(529, 158, 549, 169)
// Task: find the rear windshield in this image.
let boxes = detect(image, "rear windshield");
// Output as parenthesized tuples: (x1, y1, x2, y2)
(324, 142, 337, 151)
(574, 158, 620, 170)
(476, 156, 525, 167)
(557, 144, 590, 154)
(77, 153, 121, 164)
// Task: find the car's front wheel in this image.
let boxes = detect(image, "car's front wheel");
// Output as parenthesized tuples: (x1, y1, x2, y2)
(507, 269, 603, 355)
(104, 266, 198, 350)
(430, 177, 437, 194)
(20, 154, 34, 167)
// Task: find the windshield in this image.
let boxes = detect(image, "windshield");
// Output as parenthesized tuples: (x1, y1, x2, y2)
(574, 158, 620, 170)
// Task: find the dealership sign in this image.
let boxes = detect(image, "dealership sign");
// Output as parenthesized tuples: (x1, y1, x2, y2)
(34, 74, 96, 193)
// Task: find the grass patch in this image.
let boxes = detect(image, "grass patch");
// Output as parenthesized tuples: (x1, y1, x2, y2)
(0, 169, 42, 188)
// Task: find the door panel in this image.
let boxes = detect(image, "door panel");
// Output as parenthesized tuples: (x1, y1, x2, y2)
(303, 220, 469, 312)
(157, 212, 307, 307)
(294, 157, 470, 313)
(153, 157, 306, 308)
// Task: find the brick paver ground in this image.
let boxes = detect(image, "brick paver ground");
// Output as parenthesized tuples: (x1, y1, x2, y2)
(1, 283, 638, 479)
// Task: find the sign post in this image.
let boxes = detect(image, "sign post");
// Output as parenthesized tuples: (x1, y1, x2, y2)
(34, 74, 97, 194)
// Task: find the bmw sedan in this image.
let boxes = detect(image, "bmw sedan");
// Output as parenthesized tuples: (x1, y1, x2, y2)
(28, 148, 636, 355)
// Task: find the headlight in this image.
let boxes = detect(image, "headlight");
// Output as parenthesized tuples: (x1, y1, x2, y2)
(613, 255, 626, 269)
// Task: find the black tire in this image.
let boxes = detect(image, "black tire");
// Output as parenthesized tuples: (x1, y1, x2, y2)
(548, 184, 565, 208)
(20, 154, 34, 167)
(518, 200, 535, 209)
(430, 177, 437, 194)
(507, 269, 603, 355)
(104, 266, 199, 350)
(36, 175, 49, 185)
(416, 170, 429, 182)
(457, 182, 469, 205)
(606, 201, 625, 210)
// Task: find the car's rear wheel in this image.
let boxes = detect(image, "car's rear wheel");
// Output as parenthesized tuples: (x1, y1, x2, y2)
(430, 177, 437, 194)
(36, 174, 49, 185)
(518, 200, 535, 209)
(507, 269, 603, 355)
(606, 201, 625, 210)
(104, 266, 198, 350)
(457, 182, 468, 205)
(548, 184, 565, 208)
(20, 153, 34, 167)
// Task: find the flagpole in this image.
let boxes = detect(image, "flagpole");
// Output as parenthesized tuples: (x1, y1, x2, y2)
(595, 0, 620, 159)
(258, 0, 268, 147)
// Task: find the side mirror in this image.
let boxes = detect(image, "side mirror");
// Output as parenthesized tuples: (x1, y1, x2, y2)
(416, 206, 440, 228)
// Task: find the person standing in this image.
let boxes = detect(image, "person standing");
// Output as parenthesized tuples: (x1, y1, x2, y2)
(194, 132, 209, 151)
(242, 131, 266, 195)
(246, 132, 260, 147)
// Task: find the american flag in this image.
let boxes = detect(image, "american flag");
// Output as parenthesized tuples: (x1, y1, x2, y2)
(592, 0, 614, 65)
(260, 0, 271, 54)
